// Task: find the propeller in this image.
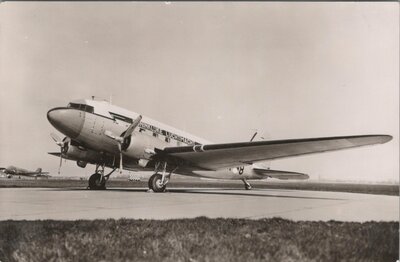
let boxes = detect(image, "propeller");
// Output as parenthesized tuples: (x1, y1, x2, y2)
(50, 133, 69, 174)
(105, 115, 142, 173)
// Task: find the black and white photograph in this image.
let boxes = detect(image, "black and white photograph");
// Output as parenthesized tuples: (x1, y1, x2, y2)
(0, 2, 398, 261)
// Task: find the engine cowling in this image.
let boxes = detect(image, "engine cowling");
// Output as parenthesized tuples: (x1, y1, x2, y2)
(122, 132, 167, 160)
(64, 143, 106, 164)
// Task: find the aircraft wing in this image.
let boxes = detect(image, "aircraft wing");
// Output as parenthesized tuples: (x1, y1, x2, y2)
(38, 173, 51, 177)
(156, 135, 392, 170)
(23, 171, 50, 175)
(48, 152, 73, 160)
(48, 152, 62, 157)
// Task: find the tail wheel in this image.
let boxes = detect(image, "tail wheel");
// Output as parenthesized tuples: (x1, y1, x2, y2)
(149, 173, 166, 192)
(88, 173, 106, 190)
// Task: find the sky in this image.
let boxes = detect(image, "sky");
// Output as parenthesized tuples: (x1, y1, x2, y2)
(0, 2, 398, 182)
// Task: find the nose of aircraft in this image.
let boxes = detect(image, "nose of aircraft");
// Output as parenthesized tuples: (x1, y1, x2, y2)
(47, 108, 85, 139)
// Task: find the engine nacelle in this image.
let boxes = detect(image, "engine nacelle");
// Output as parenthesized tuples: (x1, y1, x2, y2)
(64, 144, 106, 164)
(122, 132, 168, 160)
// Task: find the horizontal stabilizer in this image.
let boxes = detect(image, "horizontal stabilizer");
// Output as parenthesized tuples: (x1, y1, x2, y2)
(253, 168, 309, 180)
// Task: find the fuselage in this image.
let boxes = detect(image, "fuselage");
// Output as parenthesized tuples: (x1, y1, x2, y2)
(47, 99, 265, 180)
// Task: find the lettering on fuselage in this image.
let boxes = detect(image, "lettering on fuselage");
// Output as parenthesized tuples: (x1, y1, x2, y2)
(107, 111, 198, 145)
(137, 122, 197, 145)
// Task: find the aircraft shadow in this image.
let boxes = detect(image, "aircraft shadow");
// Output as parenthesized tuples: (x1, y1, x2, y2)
(44, 187, 345, 201)
(166, 189, 345, 201)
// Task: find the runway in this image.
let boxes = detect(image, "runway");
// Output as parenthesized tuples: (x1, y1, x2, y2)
(0, 187, 397, 221)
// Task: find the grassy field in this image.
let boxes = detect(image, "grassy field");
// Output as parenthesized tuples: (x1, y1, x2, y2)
(0, 178, 398, 196)
(0, 218, 397, 262)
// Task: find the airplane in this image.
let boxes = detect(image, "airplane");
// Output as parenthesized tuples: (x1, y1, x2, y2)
(0, 166, 50, 179)
(47, 99, 392, 192)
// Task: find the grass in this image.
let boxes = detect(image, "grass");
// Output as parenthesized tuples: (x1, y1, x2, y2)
(0, 218, 397, 262)
(0, 178, 398, 196)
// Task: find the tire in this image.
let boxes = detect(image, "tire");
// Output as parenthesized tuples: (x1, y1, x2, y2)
(148, 173, 166, 193)
(148, 174, 154, 190)
(88, 173, 106, 190)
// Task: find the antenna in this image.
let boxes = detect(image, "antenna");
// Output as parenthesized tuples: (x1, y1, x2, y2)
(250, 132, 257, 142)
(109, 94, 112, 105)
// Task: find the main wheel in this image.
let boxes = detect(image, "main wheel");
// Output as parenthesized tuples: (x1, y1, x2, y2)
(88, 173, 106, 190)
(148, 173, 166, 193)
(244, 184, 252, 190)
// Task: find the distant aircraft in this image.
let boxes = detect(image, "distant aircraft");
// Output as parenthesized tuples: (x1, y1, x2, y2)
(47, 99, 392, 192)
(0, 166, 50, 179)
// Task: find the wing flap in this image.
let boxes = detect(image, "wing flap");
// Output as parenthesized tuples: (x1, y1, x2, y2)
(158, 135, 391, 170)
(253, 168, 309, 180)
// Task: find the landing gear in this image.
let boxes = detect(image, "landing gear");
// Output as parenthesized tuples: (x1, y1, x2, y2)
(147, 162, 177, 193)
(87, 164, 117, 190)
(242, 178, 252, 190)
(148, 173, 166, 192)
(88, 173, 106, 190)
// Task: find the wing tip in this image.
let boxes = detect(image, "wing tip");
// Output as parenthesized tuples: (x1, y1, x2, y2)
(380, 135, 393, 143)
(368, 134, 393, 144)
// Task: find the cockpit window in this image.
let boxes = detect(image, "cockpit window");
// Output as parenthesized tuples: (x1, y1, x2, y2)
(67, 103, 80, 109)
(67, 103, 94, 113)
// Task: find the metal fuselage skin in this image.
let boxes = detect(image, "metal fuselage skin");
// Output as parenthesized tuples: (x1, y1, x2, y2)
(47, 100, 265, 180)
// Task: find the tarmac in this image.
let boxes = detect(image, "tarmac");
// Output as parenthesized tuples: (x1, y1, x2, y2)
(0, 187, 397, 221)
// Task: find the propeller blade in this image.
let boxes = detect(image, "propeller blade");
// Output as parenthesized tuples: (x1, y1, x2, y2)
(119, 153, 123, 174)
(50, 133, 61, 143)
(58, 154, 62, 174)
(117, 143, 123, 173)
(123, 115, 142, 139)
(50, 133, 64, 146)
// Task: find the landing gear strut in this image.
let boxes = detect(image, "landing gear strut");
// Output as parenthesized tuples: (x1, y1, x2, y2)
(242, 178, 252, 190)
(148, 162, 177, 193)
(88, 164, 117, 190)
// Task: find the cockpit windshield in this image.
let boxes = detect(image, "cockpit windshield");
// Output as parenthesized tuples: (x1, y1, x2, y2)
(67, 103, 94, 113)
